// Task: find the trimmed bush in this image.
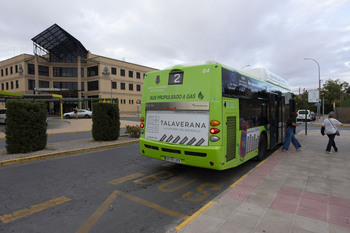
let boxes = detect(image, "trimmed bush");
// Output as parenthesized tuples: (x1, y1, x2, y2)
(5, 101, 47, 154)
(92, 102, 120, 141)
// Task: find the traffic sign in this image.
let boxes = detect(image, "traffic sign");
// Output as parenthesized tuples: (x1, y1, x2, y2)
(314, 101, 321, 106)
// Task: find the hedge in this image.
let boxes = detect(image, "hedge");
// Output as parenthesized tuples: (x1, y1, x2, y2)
(5, 101, 47, 154)
(92, 102, 120, 141)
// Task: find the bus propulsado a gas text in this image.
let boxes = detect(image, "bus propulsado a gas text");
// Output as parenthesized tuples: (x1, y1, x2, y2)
(139, 61, 295, 170)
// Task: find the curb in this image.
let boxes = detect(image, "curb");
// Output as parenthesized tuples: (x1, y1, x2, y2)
(0, 139, 139, 167)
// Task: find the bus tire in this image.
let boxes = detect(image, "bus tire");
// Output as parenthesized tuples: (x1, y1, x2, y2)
(257, 134, 267, 161)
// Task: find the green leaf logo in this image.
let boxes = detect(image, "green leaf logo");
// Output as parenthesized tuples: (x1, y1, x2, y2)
(198, 92, 204, 100)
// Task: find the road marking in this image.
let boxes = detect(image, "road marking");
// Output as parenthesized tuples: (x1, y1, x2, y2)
(114, 190, 190, 220)
(108, 173, 144, 185)
(175, 201, 215, 231)
(76, 190, 119, 233)
(182, 183, 221, 202)
(158, 176, 197, 192)
(76, 189, 190, 233)
(0, 196, 71, 224)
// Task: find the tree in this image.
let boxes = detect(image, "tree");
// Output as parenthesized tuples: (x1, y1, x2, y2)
(295, 79, 350, 115)
(295, 89, 317, 112)
(321, 79, 349, 113)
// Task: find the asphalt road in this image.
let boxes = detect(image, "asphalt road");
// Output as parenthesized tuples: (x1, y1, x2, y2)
(0, 144, 260, 233)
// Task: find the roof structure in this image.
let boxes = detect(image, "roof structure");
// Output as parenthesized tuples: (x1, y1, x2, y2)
(32, 24, 88, 63)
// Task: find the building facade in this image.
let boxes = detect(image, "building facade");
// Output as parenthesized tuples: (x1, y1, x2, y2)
(0, 24, 157, 115)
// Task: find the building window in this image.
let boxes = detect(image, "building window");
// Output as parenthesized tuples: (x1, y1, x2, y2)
(136, 72, 141, 79)
(10, 67, 13, 74)
(121, 82, 125, 90)
(1, 69, 3, 77)
(39, 65, 49, 76)
(81, 82, 84, 91)
(11, 81, 14, 89)
(53, 82, 78, 90)
(39, 80, 49, 88)
(5, 68, 8, 76)
(137, 84, 141, 91)
(6, 82, 9, 90)
(1, 83, 4, 90)
(16, 80, 19, 88)
(28, 80, 35, 90)
(87, 66, 98, 77)
(15, 65, 18, 73)
(112, 82, 117, 89)
(129, 71, 133, 78)
(53, 67, 78, 77)
(120, 69, 125, 76)
(129, 100, 134, 104)
(111, 67, 117, 75)
(28, 64, 35, 75)
(87, 81, 99, 91)
(129, 83, 133, 91)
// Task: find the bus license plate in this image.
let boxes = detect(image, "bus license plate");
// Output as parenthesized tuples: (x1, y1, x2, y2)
(164, 156, 181, 164)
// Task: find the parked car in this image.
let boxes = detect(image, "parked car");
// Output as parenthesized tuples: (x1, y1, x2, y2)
(296, 109, 312, 121)
(0, 109, 6, 124)
(64, 109, 92, 119)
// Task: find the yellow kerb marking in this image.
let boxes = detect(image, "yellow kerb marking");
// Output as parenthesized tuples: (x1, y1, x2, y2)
(0, 196, 71, 224)
(230, 174, 248, 188)
(256, 160, 266, 167)
(175, 201, 215, 231)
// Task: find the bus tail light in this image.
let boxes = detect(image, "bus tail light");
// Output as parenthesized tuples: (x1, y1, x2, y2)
(140, 117, 144, 122)
(210, 136, 220, 142)
(210, 120, 220, 126)
(140, 123, 144, 128)
(210, 128, 220, 134)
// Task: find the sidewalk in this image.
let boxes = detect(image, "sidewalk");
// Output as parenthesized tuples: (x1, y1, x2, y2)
(174, 129, 350, 232)
(0, 118, 140, 166)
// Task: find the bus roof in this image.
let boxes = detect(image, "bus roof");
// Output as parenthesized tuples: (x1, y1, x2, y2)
(163, 61, 291, 91)
(240, 67, 290, 91)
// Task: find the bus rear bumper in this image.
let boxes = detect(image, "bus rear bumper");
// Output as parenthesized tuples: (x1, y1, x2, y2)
(139, 138, 225, 170)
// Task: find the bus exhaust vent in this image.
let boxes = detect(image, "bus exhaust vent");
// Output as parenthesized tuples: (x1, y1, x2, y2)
(226, 116, 236, 162)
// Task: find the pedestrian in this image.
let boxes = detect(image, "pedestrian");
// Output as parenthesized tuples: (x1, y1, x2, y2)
(322, 112, 343, 154)
(282, 112, 302, 152)
(74, 106, 78, 119)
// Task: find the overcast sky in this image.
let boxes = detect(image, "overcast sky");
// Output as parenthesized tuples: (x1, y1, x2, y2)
(1, 0, 350, 93)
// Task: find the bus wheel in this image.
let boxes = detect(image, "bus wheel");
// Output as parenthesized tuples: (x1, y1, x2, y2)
(257, 134, 267, 161)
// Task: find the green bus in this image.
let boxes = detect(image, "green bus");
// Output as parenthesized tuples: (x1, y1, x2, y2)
(139, 61, 295, 170)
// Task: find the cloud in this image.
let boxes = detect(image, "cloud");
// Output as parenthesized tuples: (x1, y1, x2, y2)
(1, 0, 350, 93)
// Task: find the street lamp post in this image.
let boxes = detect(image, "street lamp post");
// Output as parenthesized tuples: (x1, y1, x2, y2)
(110, 77, 114, 102)
(304, 58, 321, 119)
(240, 65, 250, 70)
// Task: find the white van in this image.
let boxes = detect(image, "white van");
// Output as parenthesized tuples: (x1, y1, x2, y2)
(0, 109, 6, 124)
(297, 109, 311, 121)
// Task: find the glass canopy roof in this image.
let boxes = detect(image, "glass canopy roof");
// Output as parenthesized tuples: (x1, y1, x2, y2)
(32, 24, 88, 63)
